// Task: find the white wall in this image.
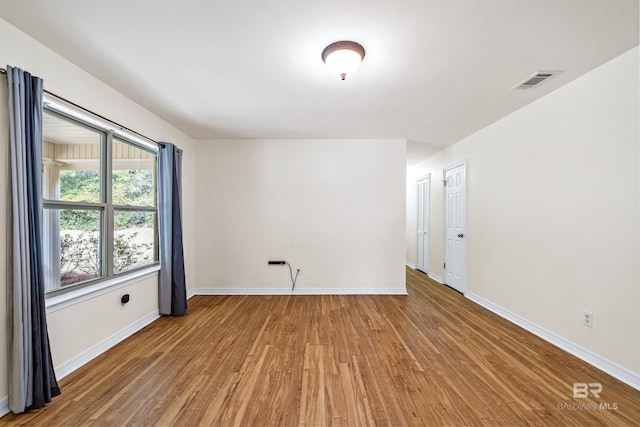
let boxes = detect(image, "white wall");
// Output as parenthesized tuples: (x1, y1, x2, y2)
(194, 139, 407, 293)
(0, 16, 197, 406)
(408, 47, 640, 378)
(46, 275, 159, 370)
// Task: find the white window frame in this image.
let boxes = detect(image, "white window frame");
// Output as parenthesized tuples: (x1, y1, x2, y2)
(43, 94, 160, 308)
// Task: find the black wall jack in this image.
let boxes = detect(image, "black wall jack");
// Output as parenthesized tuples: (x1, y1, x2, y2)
(267, 260, 300, 292)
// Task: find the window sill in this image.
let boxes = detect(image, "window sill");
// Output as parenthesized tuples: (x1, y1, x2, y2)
(46, 265, 161, 314)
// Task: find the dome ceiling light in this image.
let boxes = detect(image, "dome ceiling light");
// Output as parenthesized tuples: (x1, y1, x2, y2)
(321, 41, 366, 81)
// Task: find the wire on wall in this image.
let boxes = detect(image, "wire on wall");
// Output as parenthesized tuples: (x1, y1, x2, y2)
(286, 262, 300, 293)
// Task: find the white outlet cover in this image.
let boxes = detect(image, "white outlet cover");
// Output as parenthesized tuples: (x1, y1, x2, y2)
(583, 311, 593, 327)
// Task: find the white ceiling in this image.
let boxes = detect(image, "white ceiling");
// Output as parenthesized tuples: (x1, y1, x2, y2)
(1, 1, 638, 150)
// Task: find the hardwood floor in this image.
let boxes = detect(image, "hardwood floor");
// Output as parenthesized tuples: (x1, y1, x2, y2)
(2, 267, 639, 426)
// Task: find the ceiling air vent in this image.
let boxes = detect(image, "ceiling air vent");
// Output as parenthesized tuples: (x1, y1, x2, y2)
(512, 71, 560, 89)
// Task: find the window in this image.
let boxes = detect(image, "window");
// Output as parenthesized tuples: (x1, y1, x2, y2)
(42, 108, 158, 294)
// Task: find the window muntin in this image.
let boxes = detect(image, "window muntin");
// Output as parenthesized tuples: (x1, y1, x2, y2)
(42, 109, 158, 295)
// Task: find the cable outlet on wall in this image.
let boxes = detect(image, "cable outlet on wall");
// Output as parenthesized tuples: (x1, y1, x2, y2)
(583, 311, 593, 328)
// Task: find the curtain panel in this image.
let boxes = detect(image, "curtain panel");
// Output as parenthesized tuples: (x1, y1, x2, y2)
(158, 143, 187, 316)
(7, 65, 60, 413)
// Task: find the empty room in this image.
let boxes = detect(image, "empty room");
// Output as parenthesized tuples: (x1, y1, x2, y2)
(0, 0, 639, 425)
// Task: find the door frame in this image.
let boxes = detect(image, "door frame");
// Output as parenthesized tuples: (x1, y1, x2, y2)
(443, 160, 467, 294)
(416, 174, 430, 274)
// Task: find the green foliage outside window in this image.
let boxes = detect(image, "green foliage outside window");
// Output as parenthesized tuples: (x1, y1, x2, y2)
(59, 169, 100, 203)
(111, 169, 155, 206)
(59, 169, 155, 230)
(57, 168, 156, 285)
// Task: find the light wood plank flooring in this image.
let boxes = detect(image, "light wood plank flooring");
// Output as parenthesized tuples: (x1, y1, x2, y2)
(2, 267, 639, 426)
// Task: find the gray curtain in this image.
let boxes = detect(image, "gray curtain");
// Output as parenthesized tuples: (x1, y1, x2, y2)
(158, 143, 187, 316)
(7, 65, 60, 413)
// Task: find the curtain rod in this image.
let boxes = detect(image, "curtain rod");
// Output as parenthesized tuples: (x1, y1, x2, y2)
(1, 66, 164, 147)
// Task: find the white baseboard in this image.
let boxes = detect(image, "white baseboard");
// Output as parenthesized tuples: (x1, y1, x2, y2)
(187, 288, 196, 299)
(406, 262, 416, 269)
(54, 310, 160, 380)
(0, 311, 161, 417)
(466, 292, 640, 391)
(428, 273, 444, 284)
(0, 396, 7, 417)
(192, 287, 408, 296)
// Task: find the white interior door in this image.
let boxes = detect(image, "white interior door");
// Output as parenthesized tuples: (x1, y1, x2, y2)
(444, 163, 466, 293)
(416, 175, 430, 273)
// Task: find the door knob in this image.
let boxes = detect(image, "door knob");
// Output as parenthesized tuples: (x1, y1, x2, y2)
(458, 233, 464, 238)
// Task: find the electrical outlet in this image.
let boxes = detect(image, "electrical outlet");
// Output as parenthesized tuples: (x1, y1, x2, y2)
(583, 311, 593, 327)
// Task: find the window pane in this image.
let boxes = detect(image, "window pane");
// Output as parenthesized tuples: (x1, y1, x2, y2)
(44, 208, 102, 292)
(114, 210, 157, 274)
(112, 139, 156, 207)
(42, 111, 102, 203)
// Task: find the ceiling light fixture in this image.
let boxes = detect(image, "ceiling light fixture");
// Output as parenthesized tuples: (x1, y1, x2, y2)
(321, 41, 366, 81)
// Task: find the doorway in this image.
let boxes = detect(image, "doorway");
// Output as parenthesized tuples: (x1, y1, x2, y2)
(443, 162, 466, 293)
(416, 175, 430, 274)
